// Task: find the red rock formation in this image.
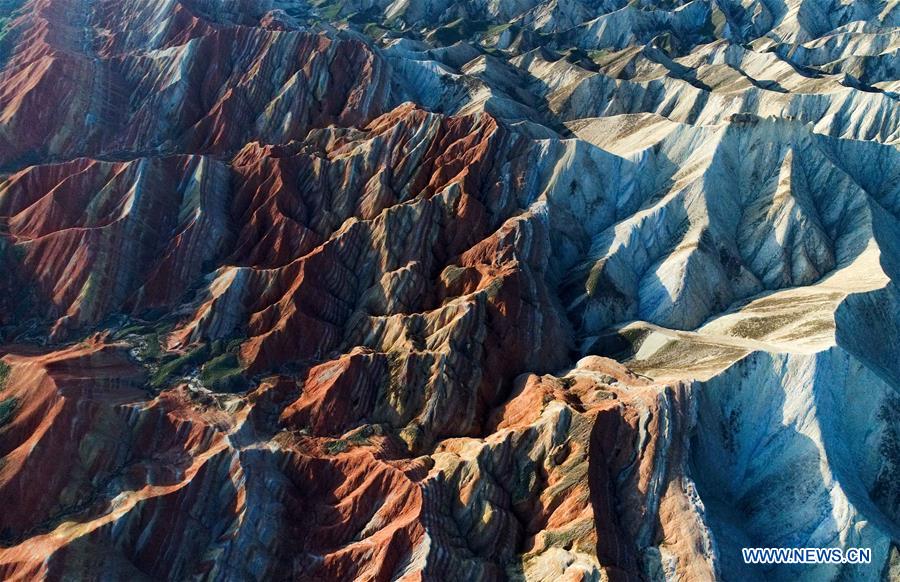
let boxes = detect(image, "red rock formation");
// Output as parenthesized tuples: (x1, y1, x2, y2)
(0, 0, 389, 168)
(0, 339, 712, 580)
(0, 156, 231, 338)
(0, 38, 711, 571)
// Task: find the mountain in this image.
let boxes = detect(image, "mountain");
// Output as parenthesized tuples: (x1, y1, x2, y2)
(0, 0, 898, 580)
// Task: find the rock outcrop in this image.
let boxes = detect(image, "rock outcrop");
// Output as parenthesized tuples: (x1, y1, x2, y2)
(0, 0, 898, 580)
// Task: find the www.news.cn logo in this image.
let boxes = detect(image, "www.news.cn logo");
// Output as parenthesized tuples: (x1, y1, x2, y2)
(742, 547, 872, 565)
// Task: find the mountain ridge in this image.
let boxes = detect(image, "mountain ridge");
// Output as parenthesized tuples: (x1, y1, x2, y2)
(0, 0, 899, 579)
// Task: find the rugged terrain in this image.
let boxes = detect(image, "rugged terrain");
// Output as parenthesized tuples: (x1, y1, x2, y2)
(0, 0, 898, 579)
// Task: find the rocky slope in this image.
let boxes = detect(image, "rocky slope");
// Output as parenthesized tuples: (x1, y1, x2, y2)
(0, 0, 898, 580)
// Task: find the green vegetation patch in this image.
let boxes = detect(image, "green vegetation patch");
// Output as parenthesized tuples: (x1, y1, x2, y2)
(485, 22, 513, 37)
(362, 22, 389, 40)
(0, 361, 9, 391)
(199, 352, 248, 393)
(311, 0, 343, 21)
(0, 396, 18, 429)
(428, 18, 492, 45)
(324, 439, 349, 454)
(113, 318, 174, 363)
(323, 425, 380, 455)
(148, 337, 249, 393)
(151, 345, 211, 390)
